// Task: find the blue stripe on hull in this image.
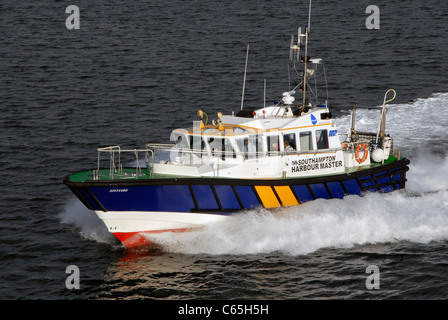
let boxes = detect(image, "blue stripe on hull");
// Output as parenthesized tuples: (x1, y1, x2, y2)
(192, 185, 219, 209)
(234, 186, 260, 209)
(291, 185, 314, 203)
(327, 181, 346, 199)
(342, 179, 361, 196)
(310, 183, 331, 199)
(214, 185, 241, 210)
(359, 175, 376, 191)
(90, 185, 196, 212)
(77, 188, 102, 211)
(73, 162, 408, 212)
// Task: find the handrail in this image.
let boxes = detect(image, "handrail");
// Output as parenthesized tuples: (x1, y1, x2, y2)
(145, 142, 346, 162)
(94, 142, 360, 180)
(94, 146, 154, 180)
(95, 140, 373, 181)
(376, 88, 396, 146)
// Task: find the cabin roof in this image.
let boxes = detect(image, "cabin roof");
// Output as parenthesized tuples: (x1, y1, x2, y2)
(172, 107, 333, 137)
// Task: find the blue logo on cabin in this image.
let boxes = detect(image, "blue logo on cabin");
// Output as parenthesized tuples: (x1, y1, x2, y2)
(311, 114, 317, 125)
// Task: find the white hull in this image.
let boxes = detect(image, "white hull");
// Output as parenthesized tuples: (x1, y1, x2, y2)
(95, 210, 229, 247)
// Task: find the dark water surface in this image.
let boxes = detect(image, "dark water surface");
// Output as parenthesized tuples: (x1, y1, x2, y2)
(1, 0, 448, 303)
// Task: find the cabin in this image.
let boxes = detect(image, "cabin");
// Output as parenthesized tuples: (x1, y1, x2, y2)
(149, 103, 370, 179)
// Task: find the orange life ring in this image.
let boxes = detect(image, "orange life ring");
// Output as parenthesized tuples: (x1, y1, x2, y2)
(355, 143, 369, 163)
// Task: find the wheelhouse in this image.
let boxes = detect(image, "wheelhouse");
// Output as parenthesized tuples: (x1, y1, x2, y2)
(169, 116, 339, 163)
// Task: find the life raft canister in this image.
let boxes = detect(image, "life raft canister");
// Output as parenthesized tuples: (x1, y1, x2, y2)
(355, 143, 369, 164)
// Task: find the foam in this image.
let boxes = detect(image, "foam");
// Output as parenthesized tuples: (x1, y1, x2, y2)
(58, 198, 117, 244)
(146, 187, 448, 256)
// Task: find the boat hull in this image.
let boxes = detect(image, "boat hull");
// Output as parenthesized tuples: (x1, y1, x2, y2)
(64, 158, 410, 248)
(95, 210, 228, 248)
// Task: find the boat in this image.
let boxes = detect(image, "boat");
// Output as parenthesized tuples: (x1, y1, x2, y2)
(63, 1, 410, 249)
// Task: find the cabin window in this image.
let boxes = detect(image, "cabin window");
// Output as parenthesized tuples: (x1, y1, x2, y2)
(203, 128, 217, 134)
(299, 131, 313, 151)
(316, 129, 329, 149)
(207, 137, 235, 160)
(283, 133, 296, 152)
(224, 138, 236, 159)
(189, 134, 204, 156)
(236, 138, 245, 155)
(267, 135, 280, 156)
(172, 133, 189, 158)
(174, 133, 188, 149)
(233, 126, 250, 135)
(236, 134, 263, 159)
(208, 137, 222, 157)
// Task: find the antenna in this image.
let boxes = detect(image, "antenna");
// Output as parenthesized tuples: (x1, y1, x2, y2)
(289, 34, 294, 61)
(289, 28, 301, 68)
(301, 0, 312, 111)
(308, 0, 312, 31)
(264, 78, 266, 110)
(240, 44, 250, 110)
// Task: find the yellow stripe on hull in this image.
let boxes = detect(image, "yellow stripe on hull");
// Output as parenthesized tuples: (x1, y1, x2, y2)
(274, 186, 299, 206)
(254, 186, 281, 208)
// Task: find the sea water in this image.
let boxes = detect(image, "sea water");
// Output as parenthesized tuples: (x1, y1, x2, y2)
(1, 0, 448, 300)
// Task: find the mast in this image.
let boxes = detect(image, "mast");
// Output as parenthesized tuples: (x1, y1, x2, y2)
(301, 0, 312, 111)
(240, 45, 250, 110)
